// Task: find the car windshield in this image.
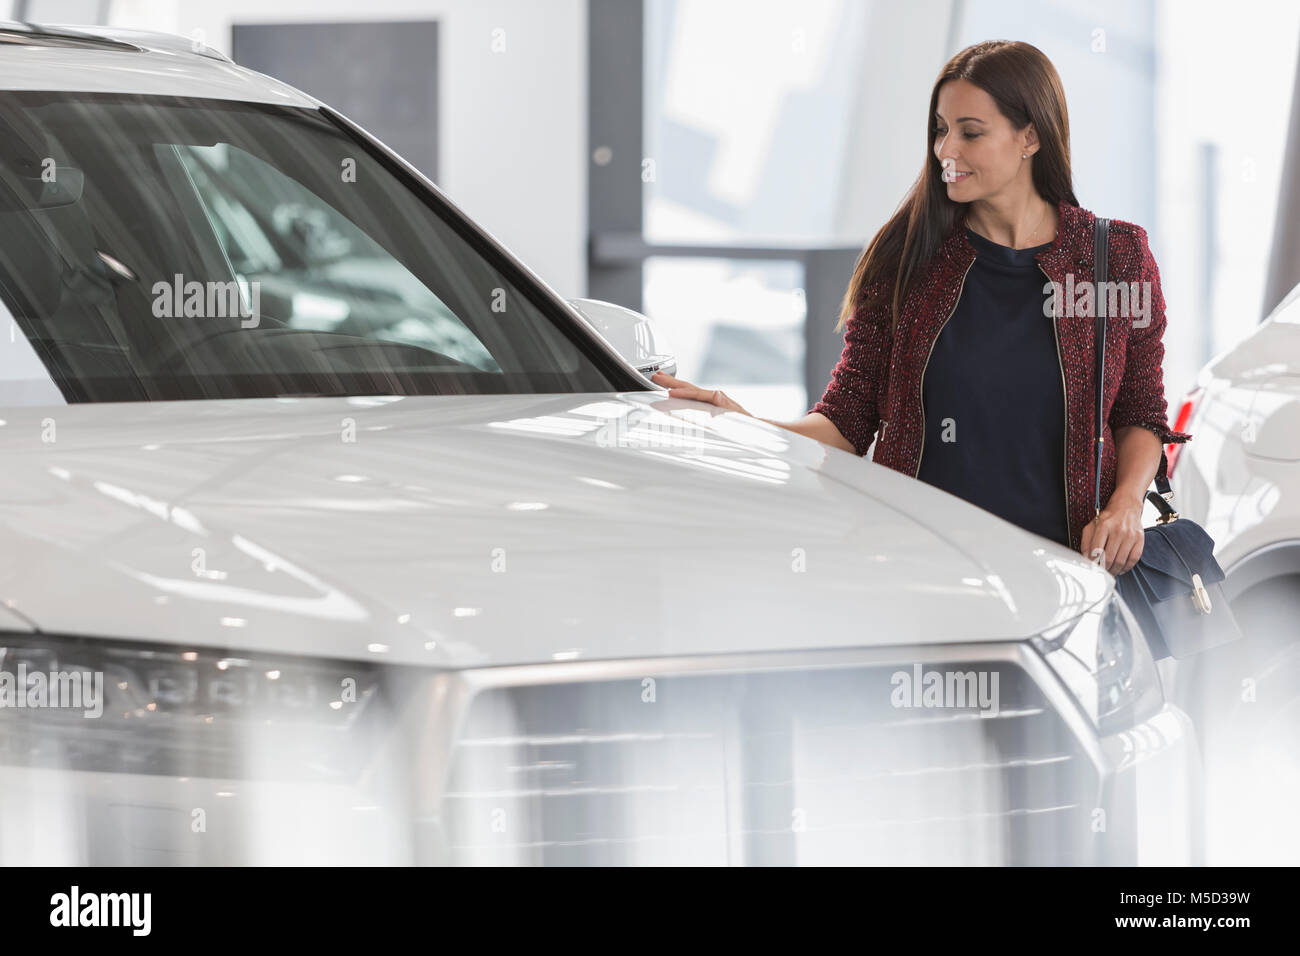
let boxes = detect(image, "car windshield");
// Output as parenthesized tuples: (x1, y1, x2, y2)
(0, 92, 632, 403)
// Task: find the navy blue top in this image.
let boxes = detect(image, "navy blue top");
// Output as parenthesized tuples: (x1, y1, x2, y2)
(915, 226, 1070, 547)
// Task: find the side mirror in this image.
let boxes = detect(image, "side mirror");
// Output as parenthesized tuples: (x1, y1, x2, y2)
(567, 297, 676, 380)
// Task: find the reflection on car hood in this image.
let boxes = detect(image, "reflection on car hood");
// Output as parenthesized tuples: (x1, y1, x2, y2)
(0, 392, 1110, 667)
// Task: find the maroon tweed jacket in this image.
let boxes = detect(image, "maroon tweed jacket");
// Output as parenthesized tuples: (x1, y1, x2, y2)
(810, 199, 1192, 554)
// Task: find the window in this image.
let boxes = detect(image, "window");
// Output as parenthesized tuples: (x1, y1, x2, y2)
(0, 93, 629, 404)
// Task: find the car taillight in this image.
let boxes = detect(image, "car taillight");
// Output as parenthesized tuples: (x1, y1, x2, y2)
(1165, 387, 1202, 477)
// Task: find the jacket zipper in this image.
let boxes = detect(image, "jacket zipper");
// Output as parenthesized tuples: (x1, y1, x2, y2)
(1039, 261, 1073, 549)
(915, 257, 975, 478)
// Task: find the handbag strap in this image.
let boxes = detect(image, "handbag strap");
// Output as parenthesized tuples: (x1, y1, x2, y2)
(1092, 218, 1108, 518)
(1092, 217, 1177, 522)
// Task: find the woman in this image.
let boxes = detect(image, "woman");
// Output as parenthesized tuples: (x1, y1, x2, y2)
(652, 39, 1190, 575)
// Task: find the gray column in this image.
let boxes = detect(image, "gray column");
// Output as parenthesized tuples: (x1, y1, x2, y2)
(587, 0, 645, 312)
(1264, 22, 1300, 319)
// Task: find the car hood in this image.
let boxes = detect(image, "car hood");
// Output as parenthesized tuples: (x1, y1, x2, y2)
(0, 393, 1110, 667)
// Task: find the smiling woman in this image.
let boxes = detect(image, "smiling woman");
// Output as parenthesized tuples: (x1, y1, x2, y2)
(654, 41, 1190, 572)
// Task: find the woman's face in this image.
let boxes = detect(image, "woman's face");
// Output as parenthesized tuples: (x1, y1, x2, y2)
(933, 78, 1035, 201)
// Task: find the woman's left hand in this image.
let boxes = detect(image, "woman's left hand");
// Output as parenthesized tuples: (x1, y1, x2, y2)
(1080, 497, 1145, 575)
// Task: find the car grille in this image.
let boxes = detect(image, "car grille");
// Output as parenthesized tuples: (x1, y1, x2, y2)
(437, 654, 1103, 865)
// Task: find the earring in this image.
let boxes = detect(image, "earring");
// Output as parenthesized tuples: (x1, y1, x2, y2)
(1022, 153, 1028, 159)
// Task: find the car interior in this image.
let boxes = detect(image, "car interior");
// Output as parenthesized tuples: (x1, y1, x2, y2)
(0, 94, 615, 403)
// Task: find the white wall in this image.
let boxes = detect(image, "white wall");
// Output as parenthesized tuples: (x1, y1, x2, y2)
(833, 0, 958, 239)
(1155, 0, 1300, 383)
(107, 0, 589, 298)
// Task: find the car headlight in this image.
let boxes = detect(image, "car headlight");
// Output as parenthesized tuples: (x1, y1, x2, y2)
(1030, 591, 1164, 735)
(0, 632, 387, 780)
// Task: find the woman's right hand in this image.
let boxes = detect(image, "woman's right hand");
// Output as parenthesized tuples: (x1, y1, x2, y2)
(650, 370, 752, 417)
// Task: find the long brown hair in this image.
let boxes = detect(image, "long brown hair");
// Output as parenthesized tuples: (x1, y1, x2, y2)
(836, 40, 1079, 333)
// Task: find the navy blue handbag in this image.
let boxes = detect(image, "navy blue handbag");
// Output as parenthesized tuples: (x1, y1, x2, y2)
(1090, 217, 1243, 660)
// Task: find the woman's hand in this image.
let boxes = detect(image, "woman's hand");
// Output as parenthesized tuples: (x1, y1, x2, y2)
(650, 371, 752, 417)
(1080, 496, 1145, 575)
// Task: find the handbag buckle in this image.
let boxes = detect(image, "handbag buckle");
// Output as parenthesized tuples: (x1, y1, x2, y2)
(1191, 572, 1213, 614)
(1156, 509, 1179, 525)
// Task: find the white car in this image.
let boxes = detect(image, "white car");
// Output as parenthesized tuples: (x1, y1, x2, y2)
(1159, 282, 1300, 863)
(0, 22, 1197, 866)
(1170, 283, 1300, 601)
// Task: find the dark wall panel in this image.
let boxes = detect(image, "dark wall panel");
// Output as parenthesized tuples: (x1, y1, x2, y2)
(233, 20, 439, 181)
